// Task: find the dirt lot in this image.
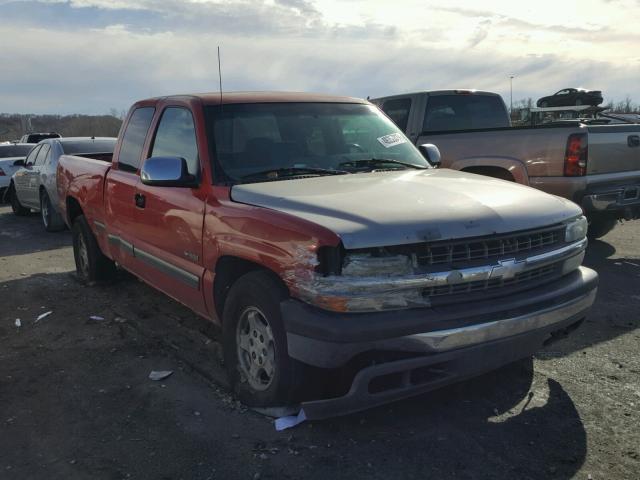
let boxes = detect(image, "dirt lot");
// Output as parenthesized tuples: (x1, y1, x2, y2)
(0, 205, 638, 480)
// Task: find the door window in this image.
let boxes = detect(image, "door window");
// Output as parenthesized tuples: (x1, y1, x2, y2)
(25, 145, 41, 166)
(34, 144, 50, 166)
(118, 107, 155, 172)
(381, 98, 412, 131)
(150, 107, 199, 176)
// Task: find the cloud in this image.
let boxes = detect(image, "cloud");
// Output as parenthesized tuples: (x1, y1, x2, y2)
(0, 0, 639, 113)
(468, 19, 491, 47)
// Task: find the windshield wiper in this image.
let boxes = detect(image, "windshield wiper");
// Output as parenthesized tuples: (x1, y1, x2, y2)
(239, 167, 349, 183)
(338, 158, 427, 171)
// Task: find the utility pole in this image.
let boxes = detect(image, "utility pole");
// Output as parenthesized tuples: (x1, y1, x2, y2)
(509, 75, 515, 116)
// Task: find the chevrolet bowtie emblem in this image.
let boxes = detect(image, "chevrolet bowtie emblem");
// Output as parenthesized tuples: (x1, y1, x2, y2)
(489, 258, 527, 281)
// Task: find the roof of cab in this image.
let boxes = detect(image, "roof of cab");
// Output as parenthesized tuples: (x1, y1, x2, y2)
(139, 91, 368, 106)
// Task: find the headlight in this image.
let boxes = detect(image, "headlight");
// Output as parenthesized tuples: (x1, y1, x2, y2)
(565, 215, 588, 242)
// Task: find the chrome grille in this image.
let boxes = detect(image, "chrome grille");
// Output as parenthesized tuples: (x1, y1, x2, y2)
(423, 263, 559, 298)
(408, 225, 564, 267)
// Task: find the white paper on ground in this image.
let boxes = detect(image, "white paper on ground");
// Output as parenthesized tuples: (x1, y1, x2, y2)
(148, 370, 173, 381)
(35, 311, 52, 322)
(89, 315, 105, 321)
(15, 319, 21, 327)
(274, 409, 307, 431)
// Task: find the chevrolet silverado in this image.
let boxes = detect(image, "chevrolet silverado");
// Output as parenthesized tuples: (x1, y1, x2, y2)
(372, 90, 640, 239)
(57, 92, 598, 419)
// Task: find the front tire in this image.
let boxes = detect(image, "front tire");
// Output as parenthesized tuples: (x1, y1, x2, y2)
(72, 215, 115, 282)
(9, 184, 30, 216)
(222, 270, 305, 408)
(40, 190, 65, 232)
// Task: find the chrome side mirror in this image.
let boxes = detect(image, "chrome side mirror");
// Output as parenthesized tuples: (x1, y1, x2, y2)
(418, 143, 442, 168)
(140, 156, 198, 188)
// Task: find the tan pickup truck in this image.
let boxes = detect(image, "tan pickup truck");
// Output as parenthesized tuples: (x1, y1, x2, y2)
(371, 90, 640, 238)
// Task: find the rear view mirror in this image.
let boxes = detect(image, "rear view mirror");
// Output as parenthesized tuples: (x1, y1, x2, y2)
(140, 156, 198, 188)
(13, 159, 25, 167)
(418, 144, 442, 168)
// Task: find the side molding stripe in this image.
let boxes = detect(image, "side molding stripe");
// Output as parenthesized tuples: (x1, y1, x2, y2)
(107, 233, 199, 289)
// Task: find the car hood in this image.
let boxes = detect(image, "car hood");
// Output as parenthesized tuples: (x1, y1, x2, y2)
(230, 169, 581, 249)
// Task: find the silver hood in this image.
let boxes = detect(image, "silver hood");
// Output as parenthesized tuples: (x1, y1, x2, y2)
(231, 169, 581, 249)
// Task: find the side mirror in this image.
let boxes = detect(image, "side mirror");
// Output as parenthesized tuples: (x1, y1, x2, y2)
(418, 144, 442, 168)
(140, 156, 198, 188)
(13, 159, 25, 167)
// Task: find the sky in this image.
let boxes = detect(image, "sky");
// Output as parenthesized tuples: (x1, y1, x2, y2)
(1, 0, 639, 114)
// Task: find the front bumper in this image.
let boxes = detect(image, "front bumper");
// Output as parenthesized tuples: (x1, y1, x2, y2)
(282, 266, 598, 419)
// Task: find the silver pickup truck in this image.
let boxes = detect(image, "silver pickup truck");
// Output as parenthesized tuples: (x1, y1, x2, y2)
(371, 90, 640, 238)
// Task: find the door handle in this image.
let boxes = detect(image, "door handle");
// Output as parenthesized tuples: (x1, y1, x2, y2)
(628, 135, 640, 147)
(134, 193, 146, 208)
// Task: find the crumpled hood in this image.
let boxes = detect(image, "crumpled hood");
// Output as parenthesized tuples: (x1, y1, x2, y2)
(231, 169, 581, 249)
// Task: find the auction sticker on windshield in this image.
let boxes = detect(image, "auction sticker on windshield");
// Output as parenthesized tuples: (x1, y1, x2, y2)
(377, 133, 407, 148)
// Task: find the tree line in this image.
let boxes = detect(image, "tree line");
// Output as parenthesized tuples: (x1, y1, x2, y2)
(0, 113, 123, 142)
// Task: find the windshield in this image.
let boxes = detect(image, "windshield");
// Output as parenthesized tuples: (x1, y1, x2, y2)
(206, 103, 429, 184)
(0, 145, 34, 158)
(423, 95, 509, 132)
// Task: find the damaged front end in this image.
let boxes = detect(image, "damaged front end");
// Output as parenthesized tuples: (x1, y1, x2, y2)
(289, 220, 589, 313)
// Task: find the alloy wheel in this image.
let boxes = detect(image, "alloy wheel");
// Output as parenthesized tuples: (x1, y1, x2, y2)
(236, 306, 276, 391)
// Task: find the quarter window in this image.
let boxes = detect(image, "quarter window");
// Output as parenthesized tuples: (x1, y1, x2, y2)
(381, 98, 412, 132)
(25, 145, 41, 166)
(34, 144, 51, 166)
(118, 107, 155, 172)
(150, 107, 199, 176)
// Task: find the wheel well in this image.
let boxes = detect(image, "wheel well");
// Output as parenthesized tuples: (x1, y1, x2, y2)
(66, 197, 83, 224)
(213, 256, 287, 319)
(461, 166, 515, 182)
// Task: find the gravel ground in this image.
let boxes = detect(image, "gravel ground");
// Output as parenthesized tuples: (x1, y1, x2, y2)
(0, 204, 638, 480)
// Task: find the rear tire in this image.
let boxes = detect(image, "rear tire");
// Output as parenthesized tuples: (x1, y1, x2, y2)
(9, 184, 30, 216)
(587, 216, 617, 240)
(222, 270, 306, 408)
(72, 215, 116, 282)
(40, 190, 65, 232)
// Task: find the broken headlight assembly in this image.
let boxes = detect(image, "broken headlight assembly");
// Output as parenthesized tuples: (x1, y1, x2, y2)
(565, 215, 588, 243)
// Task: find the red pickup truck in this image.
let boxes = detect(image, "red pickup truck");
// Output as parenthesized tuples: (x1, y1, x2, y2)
(57, 92, 598, 419)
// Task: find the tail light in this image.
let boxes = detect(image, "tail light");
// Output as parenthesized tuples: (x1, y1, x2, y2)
(564, 133, 588, 176)
(0, 168, 5, 176)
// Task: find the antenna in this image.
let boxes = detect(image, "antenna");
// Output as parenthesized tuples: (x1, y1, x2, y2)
(217, 46, 223, 110)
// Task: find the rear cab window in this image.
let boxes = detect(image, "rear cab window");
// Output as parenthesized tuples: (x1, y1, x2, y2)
(117, 107, 155, 172)
(423, 94, 510, 132)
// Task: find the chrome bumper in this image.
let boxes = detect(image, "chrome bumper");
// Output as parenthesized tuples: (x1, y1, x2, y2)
(408, 287, 596, 352)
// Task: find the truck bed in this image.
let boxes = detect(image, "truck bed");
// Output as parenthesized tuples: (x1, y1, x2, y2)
(56, 154, 111, 226)
(417, 125, 581, 177)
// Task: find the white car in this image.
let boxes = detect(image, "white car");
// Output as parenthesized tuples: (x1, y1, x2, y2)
(9, 137, 116, 231)
(0, 143, 36, 201)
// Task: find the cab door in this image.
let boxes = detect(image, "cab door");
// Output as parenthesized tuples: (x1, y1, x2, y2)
(104, 106, 155, 268)
(133, 104, 208, 316)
